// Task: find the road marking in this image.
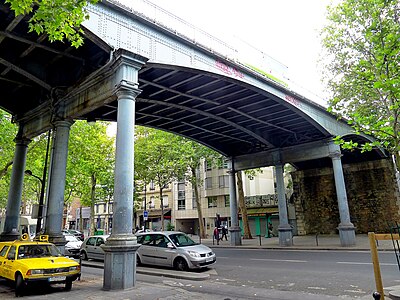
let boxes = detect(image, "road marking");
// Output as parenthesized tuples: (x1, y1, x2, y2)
(250, 258, 307, 263)
(337, 261, 397, 266)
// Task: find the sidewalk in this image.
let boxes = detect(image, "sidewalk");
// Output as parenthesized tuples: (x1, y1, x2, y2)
(196, 233, 398, 251)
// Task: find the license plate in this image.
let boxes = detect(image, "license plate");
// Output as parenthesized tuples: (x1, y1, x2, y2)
(49, 276, 66, 282)
(206, 257, 214, 263)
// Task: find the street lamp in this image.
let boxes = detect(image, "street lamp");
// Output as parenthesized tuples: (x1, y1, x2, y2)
(25, 170, 45, 234)
(25, 129, 51, 235)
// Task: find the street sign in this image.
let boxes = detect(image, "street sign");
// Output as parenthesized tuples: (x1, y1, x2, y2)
(143, 210, 148, 221)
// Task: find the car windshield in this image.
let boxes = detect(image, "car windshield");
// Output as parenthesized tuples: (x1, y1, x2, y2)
(169, 233, 197, 247)
(17, 244, 63, 259)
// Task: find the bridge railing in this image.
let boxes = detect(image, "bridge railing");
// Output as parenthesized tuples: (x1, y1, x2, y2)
(120, 0, 288, 85)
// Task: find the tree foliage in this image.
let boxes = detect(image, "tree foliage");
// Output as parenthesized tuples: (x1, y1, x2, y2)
(321, 0, 400, 169)
(179, 140, 220, 238)
(134, 127, 187, 231)
(5, 0, 98, 47)
(67, 121, 115, 233)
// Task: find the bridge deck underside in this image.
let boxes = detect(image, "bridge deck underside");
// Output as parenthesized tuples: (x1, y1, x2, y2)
(0, 0, 385, 167)
(82, 65, 330, 158)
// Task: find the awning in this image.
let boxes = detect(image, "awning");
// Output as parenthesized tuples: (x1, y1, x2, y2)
(240, 207, 278, 217)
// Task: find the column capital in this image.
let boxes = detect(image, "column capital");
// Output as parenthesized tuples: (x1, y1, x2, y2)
(52, 118, 74, 129)
(115, 84, 142, 101)
(14, 137, 31, 147)
(329, 150, 342, 160)
(328, 142, 342, 160)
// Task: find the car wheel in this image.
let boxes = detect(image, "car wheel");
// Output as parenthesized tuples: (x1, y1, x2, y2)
(81, 250, 88, 260)
(174, 257, 188, 271)
(65, 278, 73, 291)
(15, 273, 26, 297)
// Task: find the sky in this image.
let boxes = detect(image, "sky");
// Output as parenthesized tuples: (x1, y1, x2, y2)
(117, 0, 333, 105)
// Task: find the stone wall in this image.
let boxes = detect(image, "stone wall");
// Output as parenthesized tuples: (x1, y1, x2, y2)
(291, 159, 400, 235)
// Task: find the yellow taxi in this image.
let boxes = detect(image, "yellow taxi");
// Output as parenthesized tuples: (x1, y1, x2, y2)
(0, 234, 80, 296)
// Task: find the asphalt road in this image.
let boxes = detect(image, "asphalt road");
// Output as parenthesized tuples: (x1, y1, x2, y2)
(81, 248, 400, 299)
(211, 248, 400, 298)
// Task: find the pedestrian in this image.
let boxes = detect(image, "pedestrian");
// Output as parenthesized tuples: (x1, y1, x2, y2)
(221, 225, 228, 241)
(213, 227, 220, 245)
(268, 222, 274, 237)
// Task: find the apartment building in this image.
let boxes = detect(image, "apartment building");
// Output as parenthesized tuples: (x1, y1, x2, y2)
(171, 159, 282, 238)
(74, 161, 290, 238)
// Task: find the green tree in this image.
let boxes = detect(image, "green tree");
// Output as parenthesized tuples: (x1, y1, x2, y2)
(134, 127, 186, 231)
(321, 0, 400, 169)
(180, 140, 220, 239)
(67, 121, 115, 234)
(0, 110, 50, 210)
(5, 0, 98, 47)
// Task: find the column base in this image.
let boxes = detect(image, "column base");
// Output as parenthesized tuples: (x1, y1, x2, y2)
(102, 234, 140, 290)
(0, 229, 20, 241)
(338, 223, 356, 247)
(228, 226, 242, 246)
(278, 224, 293, 246)
(48, 233, 67, 254)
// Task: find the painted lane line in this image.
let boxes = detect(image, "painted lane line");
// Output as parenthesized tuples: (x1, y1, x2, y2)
(337, 261, 397, 266)
(250, 258, 307, 263)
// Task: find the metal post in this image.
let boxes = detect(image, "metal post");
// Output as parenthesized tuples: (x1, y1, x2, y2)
(37, 129, 51, 233)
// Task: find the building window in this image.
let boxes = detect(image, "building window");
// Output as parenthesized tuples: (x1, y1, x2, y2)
(150, 180, 155, 190)
(219, 175, 229, 188)
(205, 159, 212, 171)
(192, 190, 197, 209)
(95, 204, 99, 214)
(142, 197, 146, 209)
(162, 195, 169, 207)
(178, 183, 185, 210)
(217, 158, 228, 169)
(224, 195, 230, 207)
(149, 196, 155, 208)
(207, 196, 217, 208)
(103, 204, 107, 213)
(205, 177, 212, 189)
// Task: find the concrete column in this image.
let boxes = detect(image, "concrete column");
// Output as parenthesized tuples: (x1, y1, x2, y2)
(102, 87, 142, 291)
(227, 159, 241, 246)
(0, 136, 30, 241)
(329, 143, 356, 246)
(275, 164, 293, 246)
(45, 119, 73, 251)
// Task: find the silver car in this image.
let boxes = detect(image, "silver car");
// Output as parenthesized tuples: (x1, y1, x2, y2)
(136, 231, 216, 271)
(80, 235, 109, 260)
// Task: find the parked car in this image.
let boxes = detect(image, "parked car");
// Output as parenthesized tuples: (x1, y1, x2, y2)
(0, 235, 80, 297)
(63, 234, 83, 258)
(62, 229, 84, 241)
(136, 231, 216, 271)
(80, 235, 109, 260)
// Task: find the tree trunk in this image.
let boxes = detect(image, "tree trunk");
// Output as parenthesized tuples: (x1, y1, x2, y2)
(192, 167, 205, 238)
(79, 205, 83, 231)
(90, 172, 97, 235)
(0, 160, 13, 179)
(159, 186, 164, 231)
(237, 171, 252, 239)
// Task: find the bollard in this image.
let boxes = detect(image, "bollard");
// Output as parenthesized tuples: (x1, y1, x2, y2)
(315, 233, 319, 246)
(258, 235, 262, 246)
(372, 291, 381, 299)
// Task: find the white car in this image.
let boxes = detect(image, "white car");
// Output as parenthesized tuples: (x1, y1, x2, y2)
(64, 234, 83, 258)
(136, 231, 216, 271)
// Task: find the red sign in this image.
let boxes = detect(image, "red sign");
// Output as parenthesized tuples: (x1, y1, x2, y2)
(215, 60, 244, 79)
